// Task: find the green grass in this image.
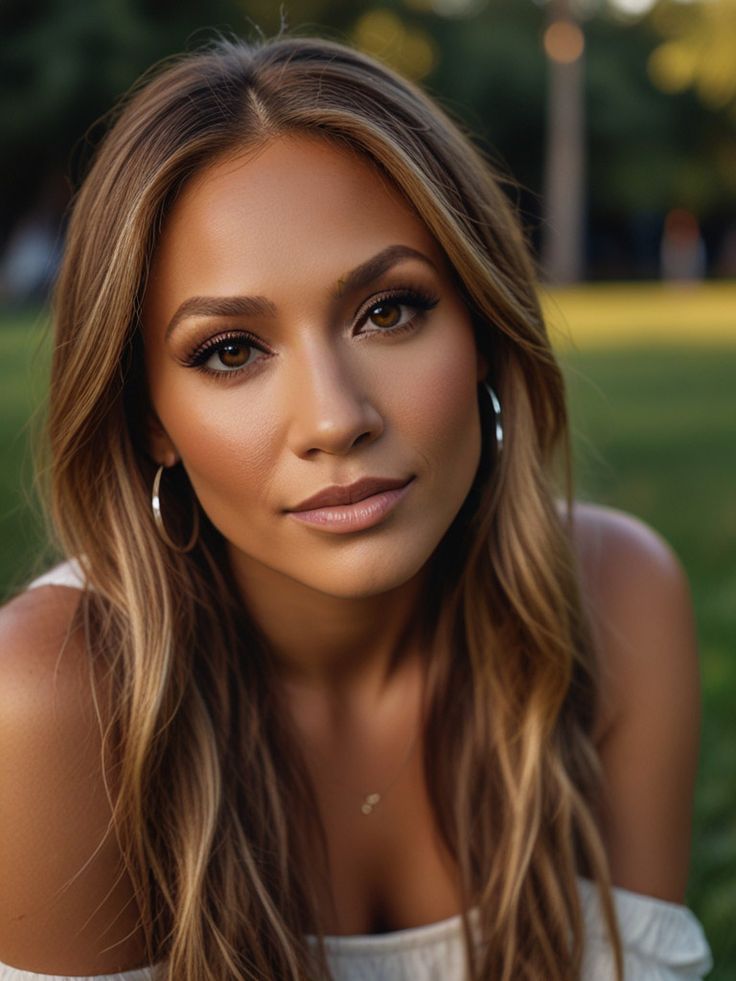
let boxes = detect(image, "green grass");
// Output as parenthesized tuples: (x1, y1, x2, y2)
(1, 306, 734, 975)
(560, 345, 736, 978)
(0, 307, 54, 596)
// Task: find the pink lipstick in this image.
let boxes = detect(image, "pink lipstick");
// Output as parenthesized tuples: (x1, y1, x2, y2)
(286, 476, 415, 533)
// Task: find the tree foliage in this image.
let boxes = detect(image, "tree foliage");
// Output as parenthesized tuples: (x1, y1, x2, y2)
(1, 0, 734, 273)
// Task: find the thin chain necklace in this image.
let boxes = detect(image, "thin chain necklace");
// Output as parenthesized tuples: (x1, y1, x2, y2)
(290, 646, 429, 816)
(302, 703, 424, 816)
(358, 720, 422, 814)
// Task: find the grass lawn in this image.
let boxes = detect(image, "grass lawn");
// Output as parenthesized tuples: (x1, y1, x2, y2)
(0, 293, 734, 975)
(0, 307, 54, 595)
(560, 345, 736, 978)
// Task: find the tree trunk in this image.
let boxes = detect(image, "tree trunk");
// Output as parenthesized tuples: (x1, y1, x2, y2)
(541, 0, 586, 284)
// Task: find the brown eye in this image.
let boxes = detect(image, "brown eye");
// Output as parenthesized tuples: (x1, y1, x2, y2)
(216, 342, 251, 369)
(186, 331, 267, 377)
(368, 302, 402, 329)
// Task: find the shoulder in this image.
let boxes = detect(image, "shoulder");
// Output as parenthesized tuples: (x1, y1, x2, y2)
(561, 500, 699, 739)
(563, 499, 689, 602)
(0, 586, 149, 973)
(559, 500, 701, 903)
(0, 583, 87, 725)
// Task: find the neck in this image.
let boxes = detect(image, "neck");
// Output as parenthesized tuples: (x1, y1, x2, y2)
(227, 546, 432, 701)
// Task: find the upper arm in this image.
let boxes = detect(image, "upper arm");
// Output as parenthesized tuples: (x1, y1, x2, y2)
(569, 502, 702, 904)
(0, 586, 149, 974)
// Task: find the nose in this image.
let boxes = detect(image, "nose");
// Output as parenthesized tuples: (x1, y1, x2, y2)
(285, 343, 384, 458)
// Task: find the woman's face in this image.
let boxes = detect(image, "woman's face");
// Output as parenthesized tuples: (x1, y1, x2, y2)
(142, 134, 487, 599)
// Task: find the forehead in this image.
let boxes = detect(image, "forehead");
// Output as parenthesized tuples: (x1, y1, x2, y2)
(145, 134, 444, 315)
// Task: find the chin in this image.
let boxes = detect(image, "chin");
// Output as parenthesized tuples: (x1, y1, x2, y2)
(298, 542, 434, 600)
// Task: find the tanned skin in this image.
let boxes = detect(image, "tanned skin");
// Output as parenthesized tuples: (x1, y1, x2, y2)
(0, 135, 701, 973)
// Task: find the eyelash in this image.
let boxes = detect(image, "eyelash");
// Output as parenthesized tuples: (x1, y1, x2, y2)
(182, 286, 441, 381)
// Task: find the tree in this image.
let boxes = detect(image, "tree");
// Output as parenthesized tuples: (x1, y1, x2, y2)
(540, 0, 587, 283)
(648, 0, 736, 113)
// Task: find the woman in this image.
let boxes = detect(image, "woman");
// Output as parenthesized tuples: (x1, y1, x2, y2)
(0, 32, 713, 981)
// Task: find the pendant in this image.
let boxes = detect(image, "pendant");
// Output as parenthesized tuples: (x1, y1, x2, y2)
(360, 792, 381, 815)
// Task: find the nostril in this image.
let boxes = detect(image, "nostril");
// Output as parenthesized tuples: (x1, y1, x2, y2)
(288, 392, 384, 458)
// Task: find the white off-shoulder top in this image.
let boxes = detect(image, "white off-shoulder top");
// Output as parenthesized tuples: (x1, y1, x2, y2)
(0, 561, 714, 980)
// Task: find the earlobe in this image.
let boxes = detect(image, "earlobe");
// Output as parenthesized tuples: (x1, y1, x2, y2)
(146, 412, 178, 468)
(476, 350, 489, 383)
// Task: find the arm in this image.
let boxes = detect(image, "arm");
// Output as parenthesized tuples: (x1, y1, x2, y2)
(569, 503, 702, 903)
(0, 586, 150, 974)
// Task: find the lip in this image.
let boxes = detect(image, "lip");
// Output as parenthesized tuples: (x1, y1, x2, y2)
(288, 475, 414, 512)
(286, 476, 415, 534)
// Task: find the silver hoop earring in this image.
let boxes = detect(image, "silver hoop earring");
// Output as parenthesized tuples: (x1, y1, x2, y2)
(151, 464, 200, 553)
(483, 382, 504, 455)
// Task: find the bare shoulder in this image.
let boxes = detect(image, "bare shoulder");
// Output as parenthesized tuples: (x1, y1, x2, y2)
(560, 500, 699, 738)
(0, 586, 149, 973)
(562, 499, 689, 604)
(0, 585, 93, 770)
(558, 499, 701, 902)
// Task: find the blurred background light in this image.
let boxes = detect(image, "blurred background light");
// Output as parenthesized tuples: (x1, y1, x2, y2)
(352, 8, 437, 78)
(402, 0, 489, 15)
(608, 0, 658, 17)
(428, 0, 489, 16)
(648, 0, 736, 110)
(648, 39, 697, 93)
(544, 19, 586, 63)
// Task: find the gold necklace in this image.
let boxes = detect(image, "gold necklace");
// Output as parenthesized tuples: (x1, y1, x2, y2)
(302, 713, 423, 816)
(358, 721, 422, 814)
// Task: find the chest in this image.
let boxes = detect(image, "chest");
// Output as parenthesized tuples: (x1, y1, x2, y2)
(303, 733, 464, 936)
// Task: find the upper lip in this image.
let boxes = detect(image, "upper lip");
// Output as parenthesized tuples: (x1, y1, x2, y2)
(287, 475, 413, 512)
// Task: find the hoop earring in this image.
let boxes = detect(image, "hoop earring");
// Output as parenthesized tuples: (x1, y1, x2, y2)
(151, 464, 200, 553)
(483, 382, 504, 455)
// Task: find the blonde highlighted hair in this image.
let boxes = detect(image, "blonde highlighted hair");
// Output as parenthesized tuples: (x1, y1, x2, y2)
(45, 30, 623, 980)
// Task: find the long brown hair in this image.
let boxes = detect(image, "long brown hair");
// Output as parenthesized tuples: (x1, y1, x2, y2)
(44, 30, 624, 980)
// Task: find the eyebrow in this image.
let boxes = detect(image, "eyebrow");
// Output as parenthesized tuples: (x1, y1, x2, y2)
(164, 294, 276, 340)
(332, 244, 437, 299)
(163, 244, 438, 340)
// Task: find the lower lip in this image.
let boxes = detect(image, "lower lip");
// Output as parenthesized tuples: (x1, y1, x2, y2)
(287, 479, 415, 533)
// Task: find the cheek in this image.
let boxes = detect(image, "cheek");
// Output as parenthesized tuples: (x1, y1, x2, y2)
(392, 319, 481, 466)
(155, 382, 283, 510)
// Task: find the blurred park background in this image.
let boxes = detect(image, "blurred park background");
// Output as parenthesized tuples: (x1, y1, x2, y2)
(1, 0, 734, 974)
